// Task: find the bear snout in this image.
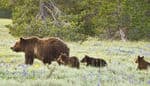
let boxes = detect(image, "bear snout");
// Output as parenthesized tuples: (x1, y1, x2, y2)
(135, 60, 138, 63)
(10, 46, 20, 52)
(10, 47, 16, 51)
(10, 47, 14, 50)
(81, 59, 86, 63)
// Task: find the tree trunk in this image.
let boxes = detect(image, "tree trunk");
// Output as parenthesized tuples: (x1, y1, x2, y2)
(117, 0, 128, 42)
(119, 27, 128, 42)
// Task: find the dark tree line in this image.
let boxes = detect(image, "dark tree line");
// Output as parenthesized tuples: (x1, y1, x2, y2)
(0, 0, 150, 41)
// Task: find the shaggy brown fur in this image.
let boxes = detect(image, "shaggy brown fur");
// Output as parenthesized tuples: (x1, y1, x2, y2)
(135, 56, 150, 70)
(81, 55, 107, 67)
(10, 36, 69, 65)
(57, 53, 80, 69)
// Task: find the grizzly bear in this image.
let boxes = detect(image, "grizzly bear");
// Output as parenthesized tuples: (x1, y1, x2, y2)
(81, 55, 107, 67)
(10, 36, 69, 65)
(57, 53, 80, 69)
(135, 55, 150, 70)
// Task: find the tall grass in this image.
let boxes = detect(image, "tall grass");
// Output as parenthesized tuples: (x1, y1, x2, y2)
(0, 19, 150, 86)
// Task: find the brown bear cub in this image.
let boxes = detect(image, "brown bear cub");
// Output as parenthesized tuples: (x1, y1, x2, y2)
(81, 55, 107, 67)
(57, 53, 80, 69)
(135, 55, 150, 70)
(10, 36, 69, 65)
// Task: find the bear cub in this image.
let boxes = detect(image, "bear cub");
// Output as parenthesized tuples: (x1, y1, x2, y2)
(57, 53, 80, 69)
(81, 55, 107, 67)
(135, 55, 150, 70)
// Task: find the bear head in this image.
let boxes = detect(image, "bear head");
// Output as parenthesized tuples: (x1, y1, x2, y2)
(135, 55, 144, 63)
(57, 53, 69, 64)
(10, 37, 26, 52)
(81, 55, 89, 63)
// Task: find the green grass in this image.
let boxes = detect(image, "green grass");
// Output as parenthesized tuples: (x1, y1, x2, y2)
(0, 18, 150, 86)
(0, 18, 12, 26)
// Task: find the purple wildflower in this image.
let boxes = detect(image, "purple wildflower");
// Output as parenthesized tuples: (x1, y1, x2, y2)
(147, 80, 150, 85)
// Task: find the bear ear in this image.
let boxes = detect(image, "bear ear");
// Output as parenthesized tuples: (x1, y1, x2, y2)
(141, 56, 144, 59)
(20, 37, 25, 41)
(138, 55, 140, 58)
(85, 55, 88, 58)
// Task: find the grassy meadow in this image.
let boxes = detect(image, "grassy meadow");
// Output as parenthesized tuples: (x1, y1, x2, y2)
(0, 19, 150, 86)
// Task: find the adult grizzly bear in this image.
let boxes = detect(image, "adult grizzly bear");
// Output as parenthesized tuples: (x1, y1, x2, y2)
(10, 36, 69, 65)
(57, 53, 80, 69)
(135, 55, 150, 70)
(81, 55, 107, 67)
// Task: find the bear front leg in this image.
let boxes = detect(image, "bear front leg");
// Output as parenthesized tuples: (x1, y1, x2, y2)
(28, 57, 34, 65)
(57, 61, 62, 65)
(86, 63, 90, 66)
(25, 52, 34, 65)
